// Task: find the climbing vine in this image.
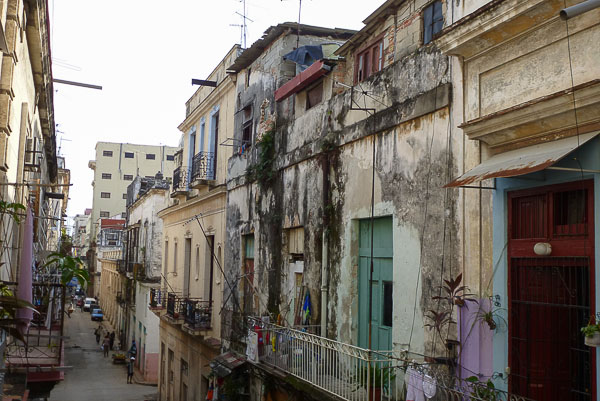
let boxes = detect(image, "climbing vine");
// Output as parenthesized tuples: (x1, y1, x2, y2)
(246, 129, 276, 187)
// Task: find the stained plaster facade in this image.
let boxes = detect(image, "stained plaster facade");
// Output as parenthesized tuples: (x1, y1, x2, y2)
(223, 7, 488, 395)
(156, 45, 240, 401)
(437, 0, 600, 395)
(0, 0, 58, 285)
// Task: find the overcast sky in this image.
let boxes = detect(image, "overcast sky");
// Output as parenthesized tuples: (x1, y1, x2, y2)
(50, 0, 378, 220)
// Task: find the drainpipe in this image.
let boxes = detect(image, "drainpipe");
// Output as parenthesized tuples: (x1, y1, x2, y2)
(560, 0, 600, 19)
(321, 232, 328, 337)
(321, 154, 330, 337)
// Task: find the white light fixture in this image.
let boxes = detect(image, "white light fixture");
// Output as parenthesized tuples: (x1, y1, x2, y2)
(533, 242, 552, 256)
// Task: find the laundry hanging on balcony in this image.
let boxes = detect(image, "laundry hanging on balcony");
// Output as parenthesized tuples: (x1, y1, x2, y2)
(302, 291, 311, 325)
(16, 206, 33, 336)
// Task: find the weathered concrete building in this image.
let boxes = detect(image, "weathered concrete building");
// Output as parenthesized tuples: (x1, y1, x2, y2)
(219, 2, 505, 400)
(437, 0, 600, 399)
(120, 174, 170, 384)
(97, 218, 125, 329)
(153, 45, 241, 401)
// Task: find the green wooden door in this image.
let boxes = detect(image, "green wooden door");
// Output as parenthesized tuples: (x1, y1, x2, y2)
(358, 217, 393, 351)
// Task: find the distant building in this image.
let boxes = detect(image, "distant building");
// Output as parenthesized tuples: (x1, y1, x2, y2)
(87, 142, 179, 295)
(88, 142, 179, 241)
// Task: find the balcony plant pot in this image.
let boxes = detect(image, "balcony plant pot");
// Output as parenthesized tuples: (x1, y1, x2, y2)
(585, 332, 600, 347)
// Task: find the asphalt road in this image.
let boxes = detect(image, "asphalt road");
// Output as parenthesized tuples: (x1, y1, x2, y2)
(49, 307, 157, 401)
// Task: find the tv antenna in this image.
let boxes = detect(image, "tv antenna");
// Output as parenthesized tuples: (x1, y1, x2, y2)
(230, 0, 253, 48)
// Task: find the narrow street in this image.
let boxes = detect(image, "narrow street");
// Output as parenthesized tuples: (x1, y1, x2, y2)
(49, 307, 157, 401)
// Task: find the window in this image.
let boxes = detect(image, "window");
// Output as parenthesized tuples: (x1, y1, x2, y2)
(382, 281, 393, 327)
(101, 173, 112, 179)
(100, 211, 109, 218)
(166, 154, 174, 161)
(423, 1, 443, 45)
(121, 212, 127, 218)
(123, 193, 127, 199)
(164, 240, 169, 277)
(306, 82, 323, 109)
(123, 174, 133, 180)
(124, 152, 134, 158)
(195, 246, 200, 280)
(246, 68, 251, 88)
(242, 105, 253, 147)
(355, 38, 384, 83)
(101, 192, 111, 198)
(168, 349, 174, 383)
(173, 242, 178, 273)
(146, 153, 155, 160)
(103, 150, 113, 157)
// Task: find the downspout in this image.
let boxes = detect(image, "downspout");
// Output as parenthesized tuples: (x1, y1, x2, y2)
(321, 231, 328, 337)
(321, 154, 330, 337)
(560, 0, 600, 19)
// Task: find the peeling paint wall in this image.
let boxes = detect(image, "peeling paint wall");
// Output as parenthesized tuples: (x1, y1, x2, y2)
(225, 30, 474, 363)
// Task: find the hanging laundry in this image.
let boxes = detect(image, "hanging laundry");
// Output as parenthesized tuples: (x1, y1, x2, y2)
(302, 291, 311, 325)
(405, 367, 425, 401)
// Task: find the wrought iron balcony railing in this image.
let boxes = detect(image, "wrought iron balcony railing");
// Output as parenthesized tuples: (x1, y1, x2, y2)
(166, 292, 185, 318)
(172, 166, 188, 193)
(191, 151, 215, 182)
(182, 299, 212, 330)
(248, 319, 535, 401)
(149, 288, 165, 309)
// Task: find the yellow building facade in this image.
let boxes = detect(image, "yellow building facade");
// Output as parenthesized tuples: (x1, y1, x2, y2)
(155, 45, 240, 401)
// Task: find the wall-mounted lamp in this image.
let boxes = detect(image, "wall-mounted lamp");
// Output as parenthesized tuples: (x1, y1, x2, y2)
(533, 242, 552, 256)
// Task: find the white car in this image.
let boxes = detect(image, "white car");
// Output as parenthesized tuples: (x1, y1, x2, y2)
(83, 298, 97, 312)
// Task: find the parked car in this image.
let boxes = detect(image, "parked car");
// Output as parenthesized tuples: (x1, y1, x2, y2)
(83, 298, 97, 312)
(91, 308, 104, 321)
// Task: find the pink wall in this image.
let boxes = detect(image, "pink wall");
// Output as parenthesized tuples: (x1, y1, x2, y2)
(144, 352, 159, 383)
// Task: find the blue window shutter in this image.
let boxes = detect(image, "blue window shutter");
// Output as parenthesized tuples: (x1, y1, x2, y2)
(423, 4, 433, 44)
(433, 1, 444, 36)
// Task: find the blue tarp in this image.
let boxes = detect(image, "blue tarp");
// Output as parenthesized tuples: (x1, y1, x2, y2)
(283, 45, 323, 71)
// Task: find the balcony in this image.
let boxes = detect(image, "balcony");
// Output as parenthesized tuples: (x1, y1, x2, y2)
(164, 292, 185, 324)
(250, 320, 534, 401)
(149, 288, 167, 317)
(190, 151, 216, 188)
(182, 299, 212, 335)
(171, 166, 188, 197)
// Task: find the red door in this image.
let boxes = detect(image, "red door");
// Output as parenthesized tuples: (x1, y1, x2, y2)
(508, 180, 595, 401)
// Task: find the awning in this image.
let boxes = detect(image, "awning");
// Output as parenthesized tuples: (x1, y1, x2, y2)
(210, 352, 246, 377)
(445, 131, 600, 187)
(274, 60, 331, 102)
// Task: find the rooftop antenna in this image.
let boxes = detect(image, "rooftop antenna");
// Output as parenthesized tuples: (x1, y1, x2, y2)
(230, 0, 253, 48)
(281, 0, 303, 48)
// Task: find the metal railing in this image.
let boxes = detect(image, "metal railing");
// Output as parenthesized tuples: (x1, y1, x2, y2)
(166, 292, 185, 318)
(182, 299, 212, 330)
(6, 283, 65, 370)
(172, 166, 188, 192)
(250, 320, 535, 401)
(149, 288, 165, 309)
(191, 151, 215, 181)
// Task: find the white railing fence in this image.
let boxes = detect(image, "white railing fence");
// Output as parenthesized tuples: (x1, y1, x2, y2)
(248, 319, 535, 401)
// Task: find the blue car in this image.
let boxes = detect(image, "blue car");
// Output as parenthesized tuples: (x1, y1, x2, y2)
(91, 308, 104, 321)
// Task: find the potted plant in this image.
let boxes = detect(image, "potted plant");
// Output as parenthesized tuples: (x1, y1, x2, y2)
(354, 363, 396, 401)
(582, 316, 600, 347)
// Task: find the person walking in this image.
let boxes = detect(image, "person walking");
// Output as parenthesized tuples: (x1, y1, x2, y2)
(127, 357, 135, 384)
(94, 325, 102, 344)
(109, 331, 115, 350)
(102, 335, 110, 357)
(128, 339, 137, 359)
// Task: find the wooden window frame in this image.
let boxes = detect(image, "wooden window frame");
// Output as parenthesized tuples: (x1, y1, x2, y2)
(354, 33, 385, 84)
